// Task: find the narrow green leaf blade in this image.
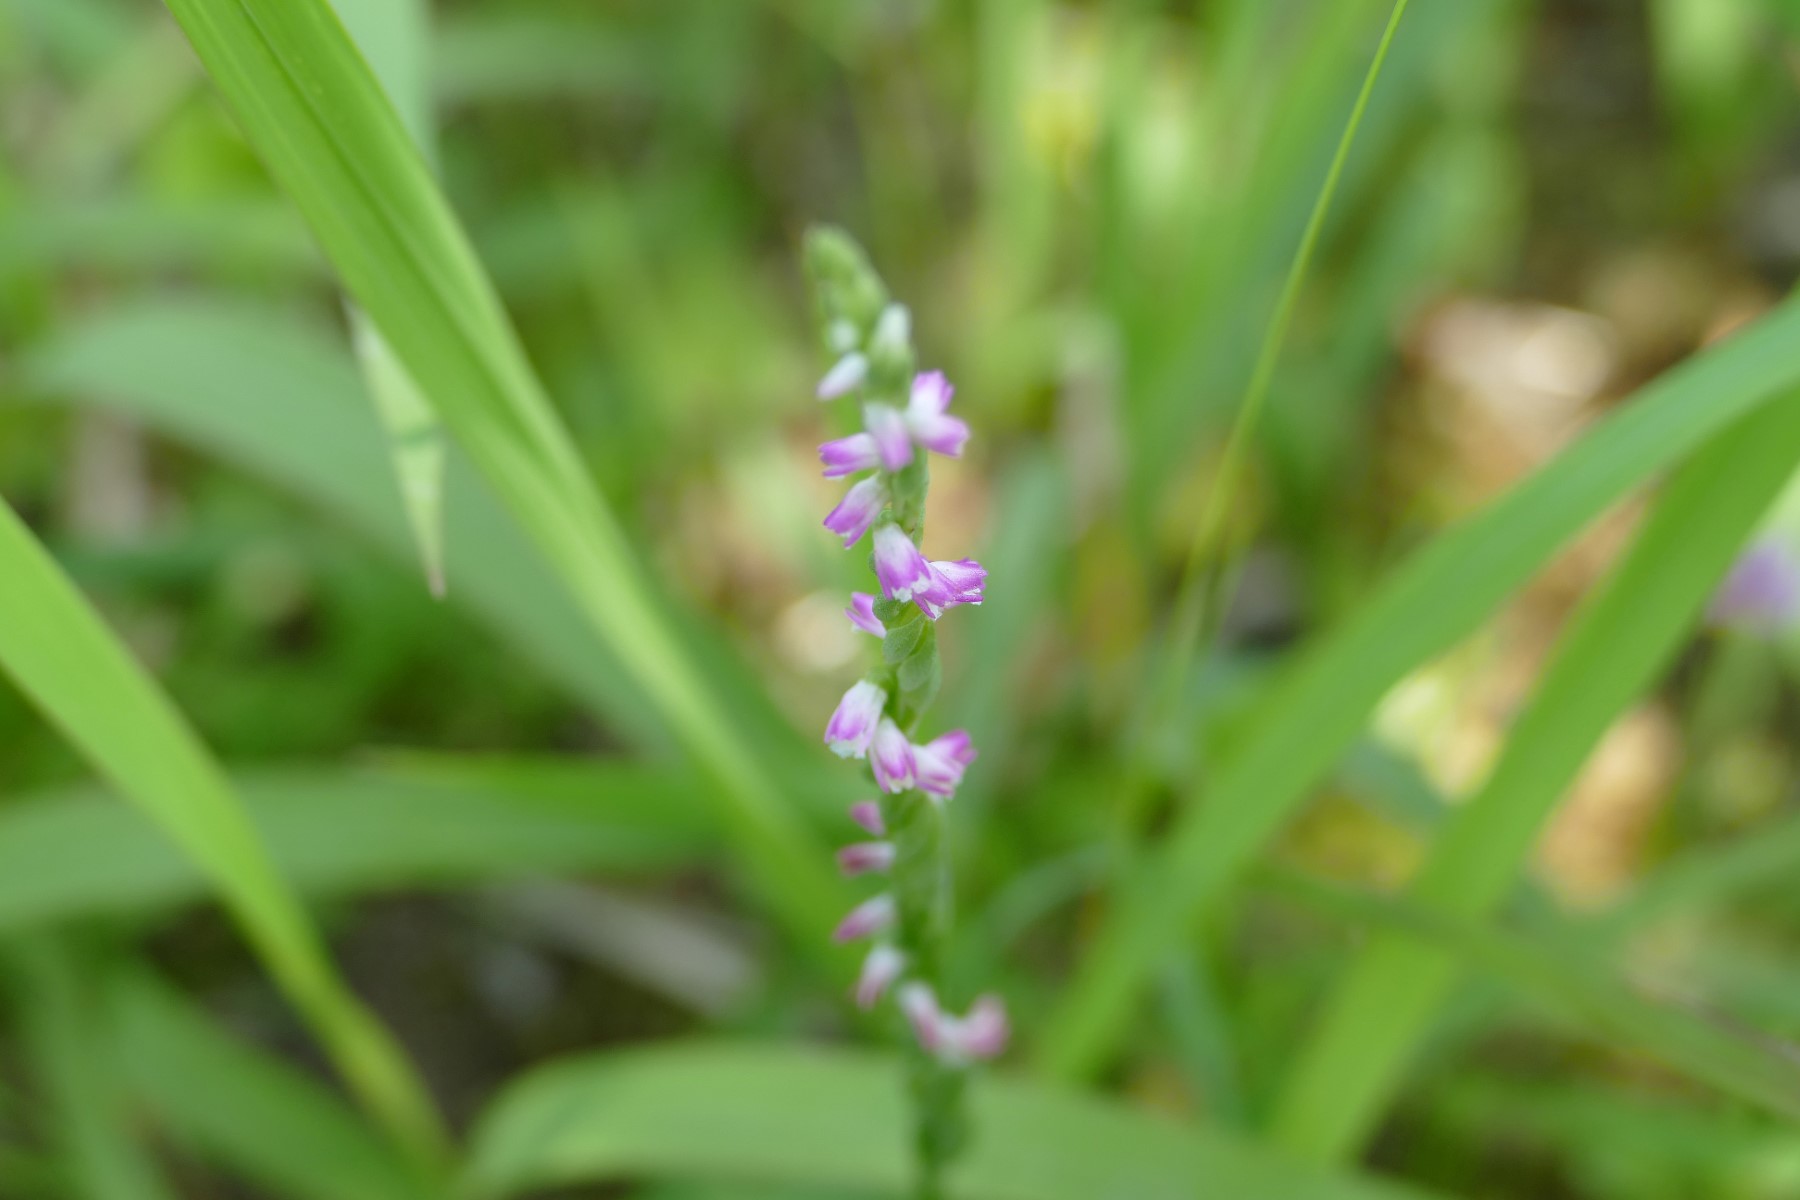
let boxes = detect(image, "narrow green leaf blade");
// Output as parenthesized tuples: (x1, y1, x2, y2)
(0, 499, 443, 1159)
(157, 0, 848, 951)
(1267, 390, 1800, 1158)
(7, 938, 175, 1200)
(109, 969, 436, 1200)
(332, 0, 447, 598)
(1042, 298, 1800, 1080)
(0, 760, 713, 931)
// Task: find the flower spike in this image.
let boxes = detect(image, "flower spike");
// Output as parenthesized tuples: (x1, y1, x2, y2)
(805, 228, 1002, 1184)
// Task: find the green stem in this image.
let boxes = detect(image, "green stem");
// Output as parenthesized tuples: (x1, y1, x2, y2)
(890, 790, 964, 1198)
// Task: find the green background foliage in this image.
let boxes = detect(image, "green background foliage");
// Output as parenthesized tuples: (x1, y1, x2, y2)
(3, 0, 1800, 1196)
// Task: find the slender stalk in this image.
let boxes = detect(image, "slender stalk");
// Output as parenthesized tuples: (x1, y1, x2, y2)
(1118, 0, 1416, 842)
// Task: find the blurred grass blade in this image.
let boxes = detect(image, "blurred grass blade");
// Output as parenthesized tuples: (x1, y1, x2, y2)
(0, 760, 713, 931)
(0, 500, 443, 1159)
(1263, 869, 1800, 1127)
(16, 298, 845, 807)
(1040, 296, 1800, 1081)
(1160, 0, 1411, 690)
(15, 299, 657, 747)
(1267, 389, 1800, 1160)
(157, 0, 846, 948)
(110, 968, 436, 1200)
(350, 314, 447, 596)
(462, 1043, 1441, 1200)
(333, 0, 447, 598)
(7, 938, 175, 1200)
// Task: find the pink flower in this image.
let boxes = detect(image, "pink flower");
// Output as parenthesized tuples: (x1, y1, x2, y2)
(819, 433, 880, 479)
(864, 402, 914, 472)
(1710, 541, 1800, 632)
(824, 479, 884, 548)
(898, 983, 1010, 1063)
(913, 729, 976, 799)
(873, 524, 934, 602)
(817, 352, 868, 399)
(824, 681, 886, 759)
(833, 893, 896, 943)
(845, 593, 886, 637)
(914, 557, 986, 619)
(870, 718, 915, 793)
(957, 994, 1011, 1059)
(854, 944, 906, 1010)
(837, 841, 897, 877)
(849, 800, 886, 836)
(905, 371, 969, 457)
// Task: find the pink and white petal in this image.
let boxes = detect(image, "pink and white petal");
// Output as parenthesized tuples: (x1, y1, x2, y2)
(844, 592, 887, 637)
(864, 403, 914, 472)
(832, 893, 896, 943)
(818, 433, 881, 478)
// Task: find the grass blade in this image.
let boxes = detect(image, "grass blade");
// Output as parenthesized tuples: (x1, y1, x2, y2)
(462, 1042, 1441, 1200)
(0, 500, 443, 1159)
(7, 937, 174, 1200)
(1160, 0, 1412, 685)
(1263, 869, 1800, 1128)
(0, 760, 713, 931)
(331, 0, 447, 597)
(15, 297, 845, 807)
(1266, 389, 1800, 1158)
(156, 0, 847, 949)
(110, 968, 437, 1200)
(1040, 296, 1800, 1081)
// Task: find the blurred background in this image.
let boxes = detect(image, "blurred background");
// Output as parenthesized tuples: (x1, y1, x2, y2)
(5, 0, 1800, 1197)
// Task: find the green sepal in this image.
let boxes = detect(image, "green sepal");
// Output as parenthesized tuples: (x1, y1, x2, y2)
(898, 642, 942, 713)
(872, 596, 911, 625)
(885, 618, 928, 665)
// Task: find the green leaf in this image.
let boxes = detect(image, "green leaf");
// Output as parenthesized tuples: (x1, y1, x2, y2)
(461, 1042, 1440, 1200)
(898, 646, 943, 715)
(0, 759, 712, 931)
(1262, 868, 1800, 1130)
(109, 968, 436, 1200)
(1267, 389, 1800, 1159)
(14, 299, 659, 748)
(15, 298, 854, 833)
(331, 0, 447, 598)
(157, 0, 847, 951)
(1041, 296, 1800, 1081)
(0, 500, 442, 1159)
(6, 938, 175, 1200)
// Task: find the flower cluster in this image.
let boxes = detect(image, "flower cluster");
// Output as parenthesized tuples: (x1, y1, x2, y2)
(809, 263, 1007, 1068)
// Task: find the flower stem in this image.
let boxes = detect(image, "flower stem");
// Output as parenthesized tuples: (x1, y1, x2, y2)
(889, 789, 964, 1196)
